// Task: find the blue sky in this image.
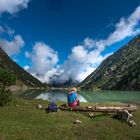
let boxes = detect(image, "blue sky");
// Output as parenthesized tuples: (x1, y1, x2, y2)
(0, 0, 140, 83)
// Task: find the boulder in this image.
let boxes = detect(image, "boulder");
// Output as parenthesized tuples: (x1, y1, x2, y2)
(36, 104, 43, 109)
(73, 120, 82, 124)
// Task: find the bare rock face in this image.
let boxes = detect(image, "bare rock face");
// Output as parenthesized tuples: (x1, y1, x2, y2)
(80, 34, 140, 90)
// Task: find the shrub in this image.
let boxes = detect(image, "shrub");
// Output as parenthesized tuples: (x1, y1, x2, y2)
(0, 88, 12, 106)
(0, 69, 16, 106)
(0, 69, 16, 88)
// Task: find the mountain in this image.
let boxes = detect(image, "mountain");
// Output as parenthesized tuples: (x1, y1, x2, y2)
(48, 79, 79, 88)
(80, 34, 140, 91)
(0, 47, 45, 87)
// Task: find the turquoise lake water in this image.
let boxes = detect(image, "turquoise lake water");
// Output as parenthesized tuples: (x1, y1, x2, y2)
(21, 90, 140, 104)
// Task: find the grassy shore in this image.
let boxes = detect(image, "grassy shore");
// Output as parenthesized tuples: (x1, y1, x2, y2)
(0, 97, 140, 140)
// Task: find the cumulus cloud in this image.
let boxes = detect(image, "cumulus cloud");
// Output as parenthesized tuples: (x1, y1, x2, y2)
(49, 44, 111, 84)
(25, 42, 59, 83)
(29, 39, 111, 84)
(0, 35, 25, 56)
(24, 65, 30, 71)
(0, 0, 30, 14)
(25, 5, 140, 84)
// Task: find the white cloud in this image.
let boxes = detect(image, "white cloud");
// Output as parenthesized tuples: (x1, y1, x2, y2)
(0, 0, 30, 14)
(50, 48, 111, 83)
(25, 42, 59, 83)
(0, 25, 15, 36)
(105, 5, 140, 46)
(24, 65, 30, 71)
(77, 67, 96, 82)
(36, 68, 58, 83)
(5, 25, 15, 35)
(0, 35, 25, 56)
(25, 51, 31, 58)
(25, 39, 111, 84)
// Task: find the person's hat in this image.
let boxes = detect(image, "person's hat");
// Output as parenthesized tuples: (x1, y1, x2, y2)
(72, 87, 77, 92)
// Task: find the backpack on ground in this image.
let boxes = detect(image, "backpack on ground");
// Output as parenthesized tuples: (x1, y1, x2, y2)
(46, 102, 58, 112)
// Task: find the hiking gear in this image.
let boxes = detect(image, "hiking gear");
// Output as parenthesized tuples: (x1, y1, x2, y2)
(67, 92, 77, 104)
(46, 102, 58, 112)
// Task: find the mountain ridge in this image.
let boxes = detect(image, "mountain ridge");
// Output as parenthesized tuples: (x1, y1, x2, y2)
(0, 47, 45, 88)
(80, 34, 140, 90)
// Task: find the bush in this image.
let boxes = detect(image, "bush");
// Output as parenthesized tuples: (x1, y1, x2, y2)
(0, 69, 16, 88)
(0, 88, 12, 106)
(0, 69, 16, 106)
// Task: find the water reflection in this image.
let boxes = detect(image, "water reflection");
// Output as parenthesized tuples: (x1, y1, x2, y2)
(20, 89, 140, 104)
(36, 90, 87, 102)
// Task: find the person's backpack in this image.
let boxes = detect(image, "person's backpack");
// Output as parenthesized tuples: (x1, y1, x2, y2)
(46, 102, 58, 112)
(68, 92, 77, 104)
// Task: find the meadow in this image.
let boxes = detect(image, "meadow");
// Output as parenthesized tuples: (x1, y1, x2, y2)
(0, 97, 140, 140)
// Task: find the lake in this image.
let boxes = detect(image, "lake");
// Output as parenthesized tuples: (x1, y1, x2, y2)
(20, 89, 140, 104)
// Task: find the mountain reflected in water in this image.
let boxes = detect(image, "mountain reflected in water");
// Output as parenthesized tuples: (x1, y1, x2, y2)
(36, 90, 87, 102)
(20, 89, 140, 104)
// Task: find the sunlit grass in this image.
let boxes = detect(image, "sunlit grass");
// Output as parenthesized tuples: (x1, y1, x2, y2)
(0, 97, 140, 140)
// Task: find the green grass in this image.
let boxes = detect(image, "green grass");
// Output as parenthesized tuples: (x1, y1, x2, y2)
(0, 98, 140, 140)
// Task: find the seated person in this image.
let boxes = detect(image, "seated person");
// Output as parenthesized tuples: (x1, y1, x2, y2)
(67, 87, 80, 107)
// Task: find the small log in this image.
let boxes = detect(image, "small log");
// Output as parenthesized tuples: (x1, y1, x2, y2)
(59, 105, 137, 113)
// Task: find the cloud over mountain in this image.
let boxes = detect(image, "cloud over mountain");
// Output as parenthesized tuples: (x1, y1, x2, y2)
(25, 42, 59, 83)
